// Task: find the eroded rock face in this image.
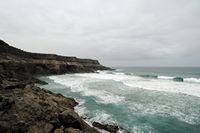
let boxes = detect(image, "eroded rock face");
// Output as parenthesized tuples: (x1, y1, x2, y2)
(0, 40, 110, 77)
(0, 40, 110, 133)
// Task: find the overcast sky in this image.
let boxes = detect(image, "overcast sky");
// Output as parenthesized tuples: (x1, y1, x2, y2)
(0, 0, 200, 66)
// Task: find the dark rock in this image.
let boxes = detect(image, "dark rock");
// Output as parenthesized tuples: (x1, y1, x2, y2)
(1, 80, 26, 90)
(92, 122, 119, 133)
(173, 77, 184, 82)
(32, 77, 48, 85)
(58, 109, 82, 129)
(58, 109, 100, 132)
(0, 96, 15, 111)
(50, 118, 61, 129)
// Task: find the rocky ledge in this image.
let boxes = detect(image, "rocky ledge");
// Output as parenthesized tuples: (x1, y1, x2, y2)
(0, 40, 120, 133)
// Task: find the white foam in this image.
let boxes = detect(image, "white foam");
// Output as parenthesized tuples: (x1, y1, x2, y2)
(74, 98, 90, 117)
(82, 89, 125, 104)
(49, 75, 125, 104)
(184, 78, 200, 83)
(90, 110, 115, 123)
(75, 71, 200, 98)
(157, 76, 174, 80)
(123, 79, 200, 98)
(158, 76, 200, 84)
(114, 72, 125, 75)
(75, 71, 141, 82)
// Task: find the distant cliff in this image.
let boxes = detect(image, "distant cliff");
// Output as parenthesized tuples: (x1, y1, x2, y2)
(0, 40, 110, 82)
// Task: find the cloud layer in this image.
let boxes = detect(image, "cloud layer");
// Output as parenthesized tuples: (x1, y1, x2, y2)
(0, 0, 200, 66)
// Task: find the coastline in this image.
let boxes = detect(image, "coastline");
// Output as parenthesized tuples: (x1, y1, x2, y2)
(0, 40, 118, 133)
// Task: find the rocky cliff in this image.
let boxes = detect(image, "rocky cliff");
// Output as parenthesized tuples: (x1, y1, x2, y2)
(0, 40, 110, 82)
(0, 40, 119, 133)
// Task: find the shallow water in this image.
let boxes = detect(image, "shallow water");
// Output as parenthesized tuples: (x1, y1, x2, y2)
(39, 67, 200, 133)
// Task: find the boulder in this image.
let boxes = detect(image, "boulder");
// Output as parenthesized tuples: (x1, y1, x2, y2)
(58, 109, 82, 129)
(58, 109, 100, 132)
(92, 122, 119, 133)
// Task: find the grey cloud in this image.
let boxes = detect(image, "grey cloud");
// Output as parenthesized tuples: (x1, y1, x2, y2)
(0, 0, 200, 66)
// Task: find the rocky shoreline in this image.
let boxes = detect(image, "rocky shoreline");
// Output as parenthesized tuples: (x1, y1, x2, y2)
(0, 40, 119, 133)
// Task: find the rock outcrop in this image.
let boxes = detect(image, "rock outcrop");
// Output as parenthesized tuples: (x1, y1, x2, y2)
(0, 80, 99, 133)
(0, 40, 112, 133)
(0, 40, 110, 82)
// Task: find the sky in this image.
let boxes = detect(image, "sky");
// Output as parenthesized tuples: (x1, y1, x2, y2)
(0, 0, 200, 67)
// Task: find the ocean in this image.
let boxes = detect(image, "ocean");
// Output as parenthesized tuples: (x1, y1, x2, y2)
(39, 67, 200, 133)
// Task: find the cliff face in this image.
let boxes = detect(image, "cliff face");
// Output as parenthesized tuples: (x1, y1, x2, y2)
(0, 40, 115, 133)
(0, 40, 110, 82)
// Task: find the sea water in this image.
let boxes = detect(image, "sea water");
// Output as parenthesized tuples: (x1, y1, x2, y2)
(39, 67, 200, 133)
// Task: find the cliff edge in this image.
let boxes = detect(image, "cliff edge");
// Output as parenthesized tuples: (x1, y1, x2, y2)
(0, 40, 118, 133)
(0, 40, 110, 82)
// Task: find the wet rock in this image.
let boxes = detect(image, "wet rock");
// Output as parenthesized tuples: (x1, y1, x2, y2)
(173, 77, 184, 82)
(92, 122, 119, 133)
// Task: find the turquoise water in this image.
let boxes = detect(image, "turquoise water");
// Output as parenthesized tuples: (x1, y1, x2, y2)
(39, 67, 200, 133)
